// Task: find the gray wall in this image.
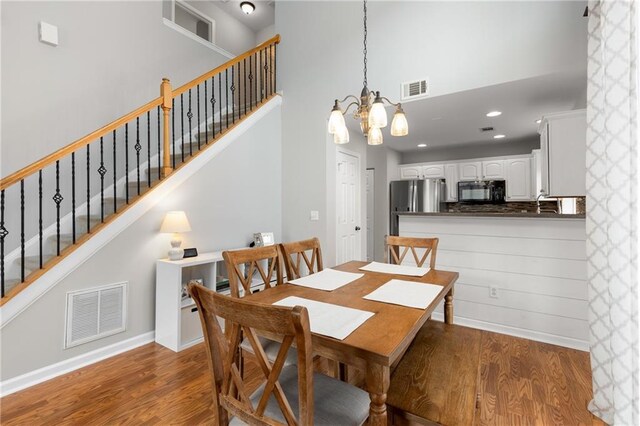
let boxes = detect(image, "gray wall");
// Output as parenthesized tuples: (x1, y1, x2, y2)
(401, 137, 541, 164)
(0, 0, 251, 177)
(276, 1, 587, 268)
(1, 106, 282, 381)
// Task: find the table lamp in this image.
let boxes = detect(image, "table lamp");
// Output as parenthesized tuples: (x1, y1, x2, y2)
(160, 211, 192, 260)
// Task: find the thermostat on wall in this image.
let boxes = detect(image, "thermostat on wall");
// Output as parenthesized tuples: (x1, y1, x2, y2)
(39, 21, 59, 46)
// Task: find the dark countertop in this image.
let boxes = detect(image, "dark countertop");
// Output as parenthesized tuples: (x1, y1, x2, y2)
(395, 211, 586, 219)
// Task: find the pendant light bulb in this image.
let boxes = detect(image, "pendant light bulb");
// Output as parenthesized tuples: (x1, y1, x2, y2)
(333, 124, 350, 144)
(367, 126, 383, 145)
(328, 101, 346, 134)
(390, 104, 409, 136)
(368, 92, 388, 129)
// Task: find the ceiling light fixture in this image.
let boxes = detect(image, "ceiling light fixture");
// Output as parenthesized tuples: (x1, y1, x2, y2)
(417, 143, 427, 148)
(493, 134, 506, 139)
(486, 111, 502, 117)
(327, 0, 408, 145)
(240, 1, 255, 14)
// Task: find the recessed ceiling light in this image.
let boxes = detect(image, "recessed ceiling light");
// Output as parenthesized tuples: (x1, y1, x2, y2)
(417, 143, 427, 148)
(240, 1, 255, 14)
(486, 111, 502, 117)
(535, 119, 541, 124)
(493, 134, 506, 139)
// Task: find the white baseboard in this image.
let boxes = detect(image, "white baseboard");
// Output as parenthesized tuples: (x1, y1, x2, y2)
(0, 331, 155, 397)
(430, 312, 590, 352)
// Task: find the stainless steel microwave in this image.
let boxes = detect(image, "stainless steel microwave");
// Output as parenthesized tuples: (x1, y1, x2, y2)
(457, 180, 506, 204)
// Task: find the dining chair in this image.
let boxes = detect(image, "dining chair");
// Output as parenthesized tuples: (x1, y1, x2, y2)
(385, 235, 439, 268)
(188, 283, 370, 425)
(223, 246, 297, 370)
(280, 237, 323, 280)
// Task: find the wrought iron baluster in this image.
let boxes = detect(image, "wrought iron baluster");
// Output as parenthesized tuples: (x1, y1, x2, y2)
(53, 160, 63, 256)
(39, 170, 42, 269)
(157, 106, 162, 180)
(225, 69, 229, 130)
(204, 80, 208, 144)
(219, 73, 222, 134)
(112, 130, 117, 213)
(172, 99, 176, 168)
(197, 85, 201, 150)
(249, 55, 253, 110)
(274, 44, 277, 95)
(0, 189, 6, 297)
(270, 44, 273, 96)
(135, 117, 141, 195)
(243, 58, 247, 117)
(188, 89, 193, 156)
(264, 48, 269, 98)
(260, 48, 264, 102)
(98, 137, 106, 222)
(72, 152, 76, 243)
(147, 111, 151, 187)
(20, 180, 24, 282)
(211, 76, 216, 139)
(231, 65, 236, 125)
(267, 45, 271, 96)
(180, 94, 185, 163)
(86, 144, 90, 233)
(125, 123, 129, 204)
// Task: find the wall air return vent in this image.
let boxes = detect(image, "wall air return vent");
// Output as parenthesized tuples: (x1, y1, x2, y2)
(65, 282, 127, 348)
(480, 126, 495, 132)
(401, 79, 429, 101)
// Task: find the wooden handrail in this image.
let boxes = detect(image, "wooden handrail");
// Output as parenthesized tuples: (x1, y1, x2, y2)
(172, 34, 280, 97)
(0, 97, 163, 190)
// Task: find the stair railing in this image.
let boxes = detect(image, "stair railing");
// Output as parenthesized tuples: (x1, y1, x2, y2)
(0, 35, 280, 304)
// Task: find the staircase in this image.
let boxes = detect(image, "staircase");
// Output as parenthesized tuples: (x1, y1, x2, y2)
(0, 35, 280, 306)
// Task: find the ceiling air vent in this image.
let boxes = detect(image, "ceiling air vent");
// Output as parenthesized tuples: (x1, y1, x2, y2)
(401, 79, 429, 101)
(480, 126, 494, 132)
(65, 282, 127, 348)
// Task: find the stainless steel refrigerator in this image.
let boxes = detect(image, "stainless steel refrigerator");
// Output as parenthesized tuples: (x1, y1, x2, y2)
(389, 179, 446, 235)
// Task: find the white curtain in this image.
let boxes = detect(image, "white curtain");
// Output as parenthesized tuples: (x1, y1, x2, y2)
(586, 1, 639, 424)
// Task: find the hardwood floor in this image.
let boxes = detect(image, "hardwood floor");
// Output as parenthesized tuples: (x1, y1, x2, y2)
(1, 329, 603, 425)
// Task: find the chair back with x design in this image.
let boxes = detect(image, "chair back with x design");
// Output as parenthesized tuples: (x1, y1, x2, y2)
(223, 246, 283, 299)
(280, 238, 324, 280)
(385, 235, 439, 268)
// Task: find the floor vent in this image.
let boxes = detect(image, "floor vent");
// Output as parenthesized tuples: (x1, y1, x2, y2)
(401, 79, 429, 101)
(65, 282, 127, 348)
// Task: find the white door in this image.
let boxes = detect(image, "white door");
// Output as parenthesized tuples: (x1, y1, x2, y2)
(336, 150, 362, 264)
(366, 169, 374, 261)
(482, 160, 505, 179)
(459, 161, 482, 180)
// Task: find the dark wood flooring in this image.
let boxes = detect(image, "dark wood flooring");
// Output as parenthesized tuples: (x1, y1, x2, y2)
(1, 328, 604, 425)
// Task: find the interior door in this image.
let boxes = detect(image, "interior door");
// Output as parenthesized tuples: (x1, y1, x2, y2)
(366, 169, 374, 261)
(336, 150, 362, 264)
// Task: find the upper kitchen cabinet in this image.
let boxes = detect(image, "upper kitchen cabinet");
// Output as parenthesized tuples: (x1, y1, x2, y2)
(422, 164, 445, 178)
(444, 164, 459, 201)
(459, 161, 482, 180)
(482, 160, 505, 179)
(505, 157, 532, 200)
(399, 165, 423, 179)
(538, 110, 586, 197)
(399, 164, 445, 179)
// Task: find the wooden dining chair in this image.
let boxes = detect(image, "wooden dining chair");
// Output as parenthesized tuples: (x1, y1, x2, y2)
(223, 246, 297, 370)
(188, 283, 370, 425)
(385, 235, 439, 268)
(279, 237, 323, 280)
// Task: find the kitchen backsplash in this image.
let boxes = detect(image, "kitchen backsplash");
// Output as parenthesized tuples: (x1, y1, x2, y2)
(446, 197, 586, 214)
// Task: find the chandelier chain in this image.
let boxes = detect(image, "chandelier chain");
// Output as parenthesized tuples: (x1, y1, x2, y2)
(363, 0, 367, 88)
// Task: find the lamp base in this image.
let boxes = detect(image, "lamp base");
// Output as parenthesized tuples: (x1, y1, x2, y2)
(168, 235, 184, 261)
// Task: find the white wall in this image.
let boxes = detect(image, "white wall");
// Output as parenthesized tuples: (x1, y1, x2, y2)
(276, 1, 587, 265)
(0, 106, 282, 381)
(256, 24, 276, 45)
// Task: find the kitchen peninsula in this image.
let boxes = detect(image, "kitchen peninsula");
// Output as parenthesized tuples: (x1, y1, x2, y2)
(397, 211, 588, 350)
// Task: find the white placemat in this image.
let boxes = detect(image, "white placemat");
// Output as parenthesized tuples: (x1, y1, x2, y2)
(359, 261, 431, 277)
(274, 296, 374, 340)
(288, 268, 364, 291)
(363, 279, 442, 309)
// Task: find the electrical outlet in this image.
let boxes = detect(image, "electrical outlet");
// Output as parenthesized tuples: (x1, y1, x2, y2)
(310, 210, 319, 221)
(489, 286, 499, 298)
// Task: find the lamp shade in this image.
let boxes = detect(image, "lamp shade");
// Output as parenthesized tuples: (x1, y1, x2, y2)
(367, 126, 383, 145)
(333, 124, 350, 144)
(160, 211, 192, 233)
(368, 92, 387, 128)
(328, 107, 346, 134)
(390, 106, 409, 136)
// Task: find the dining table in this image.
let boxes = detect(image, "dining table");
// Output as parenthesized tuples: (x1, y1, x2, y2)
(244, 260, 459, 425)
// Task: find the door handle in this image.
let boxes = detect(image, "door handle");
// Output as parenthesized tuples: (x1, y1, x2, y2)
(355, 226, 361, 231)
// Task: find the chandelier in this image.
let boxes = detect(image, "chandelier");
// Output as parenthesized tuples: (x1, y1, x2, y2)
(327, 0, 409, 145)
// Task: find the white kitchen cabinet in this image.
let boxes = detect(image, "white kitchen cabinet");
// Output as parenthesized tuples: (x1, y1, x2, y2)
(399, 165, 423, 179)
(538, 110, 586, 196)
(459, 161, 482, 180)
(422, 164, 445, 178)
(444, 163, 459, 201)
(482, 160, 505, 179)
(505, 158, 532, 201)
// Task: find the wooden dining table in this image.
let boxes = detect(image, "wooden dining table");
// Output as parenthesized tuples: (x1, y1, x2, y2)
(244, 260, 459, 425)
